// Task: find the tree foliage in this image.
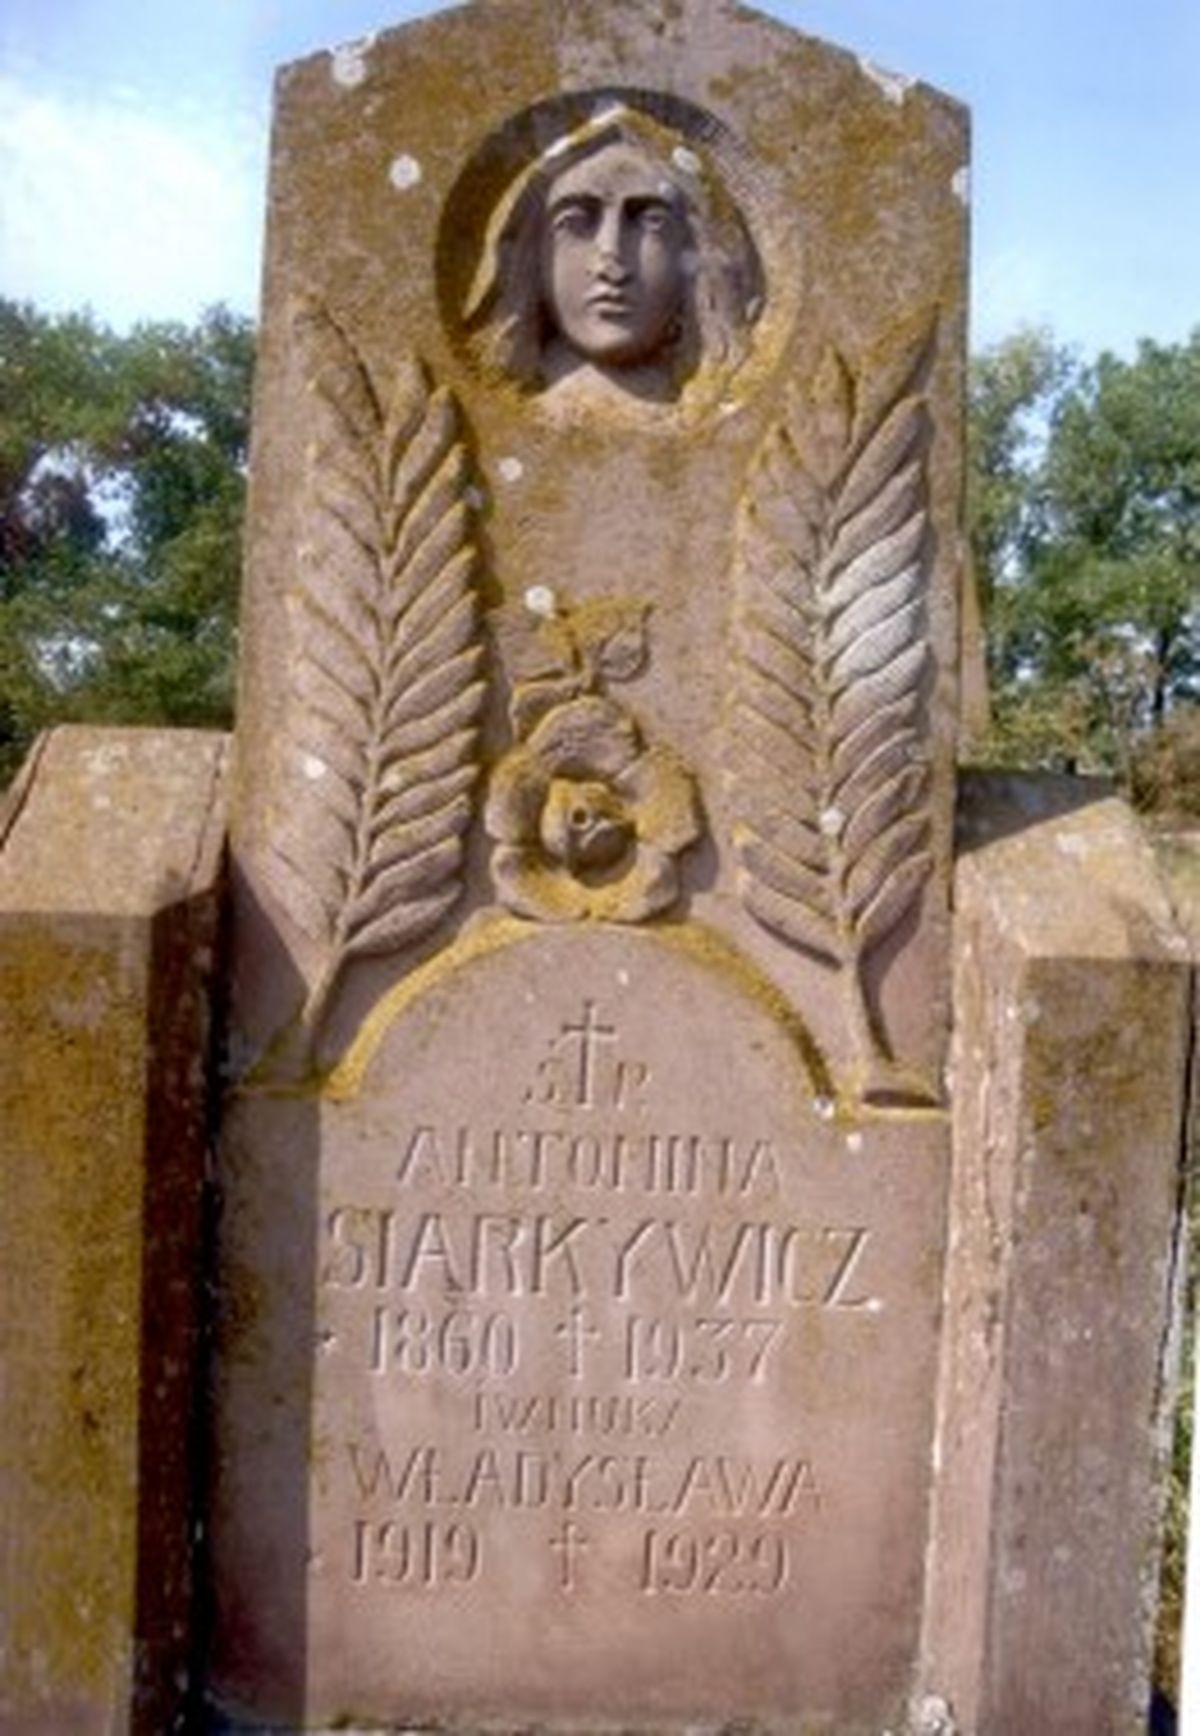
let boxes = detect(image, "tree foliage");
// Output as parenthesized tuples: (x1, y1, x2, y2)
(971, 326, 1200, 788)
(0, 299, 253, 781)
(3, 301, 1198, 817)
(967, 325, 1073, 615)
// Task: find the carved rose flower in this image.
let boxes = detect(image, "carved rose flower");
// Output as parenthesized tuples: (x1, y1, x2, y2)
(485, 695, 701, 922)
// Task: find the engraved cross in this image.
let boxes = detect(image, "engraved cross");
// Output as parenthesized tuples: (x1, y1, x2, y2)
(558, 1000, 616, 1109)
(555, 1305, 601, 1379)
(549, 1519, 589, 1593)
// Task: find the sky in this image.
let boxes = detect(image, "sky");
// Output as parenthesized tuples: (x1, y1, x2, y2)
(1, 0, 1197, 360)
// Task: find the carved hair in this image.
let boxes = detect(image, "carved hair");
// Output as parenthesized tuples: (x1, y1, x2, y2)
(463, 107, 763, 395)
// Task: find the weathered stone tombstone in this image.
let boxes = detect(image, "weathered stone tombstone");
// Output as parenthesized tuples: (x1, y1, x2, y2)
(0, 3, 1195, 1734)
(213, 0, 966, 1726)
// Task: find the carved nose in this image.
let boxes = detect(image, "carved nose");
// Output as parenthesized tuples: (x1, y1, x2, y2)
(594, 213, 630, 280)
(595, 242, 630, 281)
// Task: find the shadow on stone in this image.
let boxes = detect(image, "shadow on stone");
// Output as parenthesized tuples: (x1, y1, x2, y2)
(956, 768, 1115, 853)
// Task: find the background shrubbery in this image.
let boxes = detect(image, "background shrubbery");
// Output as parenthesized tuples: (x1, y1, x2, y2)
(0, 300, 252, 782)
(3, 300, 1196, 809)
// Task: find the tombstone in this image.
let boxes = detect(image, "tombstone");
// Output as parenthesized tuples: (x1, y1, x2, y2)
(0, 729, 227, 1735)
(0, 3, 1194, 1734)
(212, 1, 966, 1725)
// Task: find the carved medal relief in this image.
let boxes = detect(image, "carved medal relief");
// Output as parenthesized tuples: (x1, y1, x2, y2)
(257, 94, 945, 1107)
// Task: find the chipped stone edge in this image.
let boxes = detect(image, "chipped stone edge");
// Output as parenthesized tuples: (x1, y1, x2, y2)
(857, 55, 917, 106)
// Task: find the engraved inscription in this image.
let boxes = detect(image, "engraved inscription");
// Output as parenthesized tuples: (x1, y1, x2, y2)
(555, 1306, 602, 1378)
(352, 1519, 482, 1589)
(346, 1440, 819, 1519)
(471, 1392, 683, 1438)
(623, 1315, 784, 1384)
(641, 1528, 792, 1596)
(393, 1125, 782, 1195)
(522, 999, 654, 1112)
(369, 1308, 519, 1378)
(550, 1520, 589, 1592)
(529, 1000, 619, 1110)
(323, 1208, 881, 1314)
(316, 989, 894, 1624)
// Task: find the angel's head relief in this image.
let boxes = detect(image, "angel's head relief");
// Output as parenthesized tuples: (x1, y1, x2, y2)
(463, 107, 763, 402)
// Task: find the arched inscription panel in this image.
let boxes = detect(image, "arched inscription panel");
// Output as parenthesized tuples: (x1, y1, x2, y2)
(295, 926, 945, 1724)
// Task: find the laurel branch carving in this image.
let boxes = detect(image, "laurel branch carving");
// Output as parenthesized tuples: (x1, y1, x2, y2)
(727, 318, 937, 1100)
(262, 297, 486, 1035)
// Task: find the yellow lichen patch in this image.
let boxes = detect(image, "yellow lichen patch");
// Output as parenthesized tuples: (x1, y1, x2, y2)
(325, 906, 839, 1106)
(650, 918, 833, 1100)
(0, 923, 147, 1702)
(325, 909, 533, 1100)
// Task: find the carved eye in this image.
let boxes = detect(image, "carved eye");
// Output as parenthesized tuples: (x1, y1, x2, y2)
(630, 200, 675, 235)
(550, 200, 598, 239)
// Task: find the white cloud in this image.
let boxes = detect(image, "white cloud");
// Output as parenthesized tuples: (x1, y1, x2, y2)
(0, 70, 266, 329)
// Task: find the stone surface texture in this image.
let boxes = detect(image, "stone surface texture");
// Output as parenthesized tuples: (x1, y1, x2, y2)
(0, 727, 229, 1736)
(211, 0, 969, 1728)
(920, 774, 1194, 1736)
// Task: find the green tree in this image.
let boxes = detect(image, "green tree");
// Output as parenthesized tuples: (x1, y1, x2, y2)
(0, 300, 254, 781)
(967, 325, 1074, 616)
(972, 328, 1200, 783)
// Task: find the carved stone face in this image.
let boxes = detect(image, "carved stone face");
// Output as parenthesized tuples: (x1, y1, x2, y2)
(540, 142, 688, 368)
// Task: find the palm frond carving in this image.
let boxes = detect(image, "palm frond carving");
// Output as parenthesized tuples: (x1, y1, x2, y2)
(727, 318, 937, 1101)
(262, 296, 486, 1035)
